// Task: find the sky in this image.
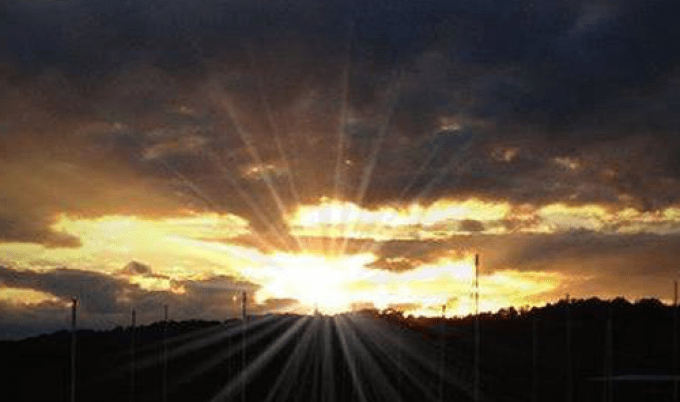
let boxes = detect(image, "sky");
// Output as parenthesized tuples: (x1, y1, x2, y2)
(1, 0, 680, 338)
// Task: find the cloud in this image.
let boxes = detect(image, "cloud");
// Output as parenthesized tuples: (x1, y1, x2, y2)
(119, 261, 153, 276)
(0, 265, 132, 313)
(0, 216, 81, 248)
(459, 219, 485, 233)
(1, 0, 679, 218)
(0, 263, 276, 338)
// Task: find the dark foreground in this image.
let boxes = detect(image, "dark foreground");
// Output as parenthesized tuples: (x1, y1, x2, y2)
(3, 297, 679, 402)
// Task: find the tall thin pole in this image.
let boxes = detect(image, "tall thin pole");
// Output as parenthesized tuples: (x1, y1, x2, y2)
(71, 297, 77, 402)
(566, 294, 572, 402)
(439, 304, 446, 402)
(474, 254, 480, 402)
(532, 315, 538, 402)
(674, 280, 678, 402)
(163, 305, 168, 402)
(241, 291, 247, 321)
(241, 291, 247, 402)
(130, 309, 136, 402)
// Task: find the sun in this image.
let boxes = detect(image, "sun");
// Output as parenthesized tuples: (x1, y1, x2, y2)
(246, 252, 378, 315)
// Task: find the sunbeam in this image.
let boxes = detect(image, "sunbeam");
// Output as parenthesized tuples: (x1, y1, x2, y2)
(340, 72, 404, 257)
(133, 315, 278, 373)
(261, 317, 318, 402)
(207, 316, 310, 402)
(335, 316, 369, 402)
(334, 315, 403, 401)
(173, 316, 297, 390)
(214, 94, 303, 253)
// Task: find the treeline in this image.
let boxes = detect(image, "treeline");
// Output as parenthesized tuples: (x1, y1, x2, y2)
(2, 298, 679, 402)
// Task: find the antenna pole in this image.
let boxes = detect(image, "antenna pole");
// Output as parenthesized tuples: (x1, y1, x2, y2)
(674, 280, 678, 402)
(241, 291, 247, 402)
(70, 297, 77, 402)
(439, 304, 446, 402)
(474, 254, 480, 402)
(241, 291, 247, 321)
(532, 315, 538, 402)
(130, 309, 136, 402)
(566, 294, 572, 402)
(163, 305, 168, 402)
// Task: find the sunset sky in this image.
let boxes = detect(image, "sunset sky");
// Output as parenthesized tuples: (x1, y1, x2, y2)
(2, 0, 680, 338)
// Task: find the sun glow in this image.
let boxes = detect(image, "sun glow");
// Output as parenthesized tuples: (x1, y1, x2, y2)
(243, 252, 561, 316)
(286, 198, 512, 239)
(0, 213, 564, 317)
(289, 198, 510, 227)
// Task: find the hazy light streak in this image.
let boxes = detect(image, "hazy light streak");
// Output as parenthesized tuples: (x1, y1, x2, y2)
(398, 130, 477, 207)
(342, 73, 403, 257)
(334, 315, 402, 401)
(153, 153, 220, 211)
(134, 315, 278, 372)
(217, 96, 303, 252)
(246, 45, 304, 220)
(343, 315, 440, 401)
(322, 317, 336, 402)
(330, 31, 353, 260)
(173, 316, 296, 389)
(207, 316, 310, 402)
(136, 319, 240, 356)
(262, 317, 317, 402)
(350, 315, 479, 400)
(206, 150, 295, 251)
(334, 315, 369, 402)
(297, 318, 324, 401)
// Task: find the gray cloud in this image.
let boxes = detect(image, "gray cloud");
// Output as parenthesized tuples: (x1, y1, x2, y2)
(1, 0, 679, 222)
(0, 263, 283, 338)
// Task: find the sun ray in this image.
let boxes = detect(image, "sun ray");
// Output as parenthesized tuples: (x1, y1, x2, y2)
(205, 149, 294, 251)
(207, 316, 310, 402)
(349, 314, 498, 401)
(333, 315, 369, 402)
(261, 317, 318, 402)
(133, 315, 278, 372)
(321, 317, 336, 402)
(342, 314, 440, 401)
(132, 318, 241, 358)
(330, 21, 354, 259)
(340, 72, 404, 257)
(334, 315, 403, 401)
(215, 95, 303, 253)
(172, 316, 297, 391)
(358, 130, 480, 258)
(246, 44, 304, 220)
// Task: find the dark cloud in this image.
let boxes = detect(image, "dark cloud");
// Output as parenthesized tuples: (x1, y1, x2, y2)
(2, 0, 680, 219)
(459, 219, 485, 233)
(0, 264, 284, 338)
(119, 261, 153, 276)
(0, 265, 142, 314)
(367, 231, 680, 280)
(0, 216, 81, 248)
